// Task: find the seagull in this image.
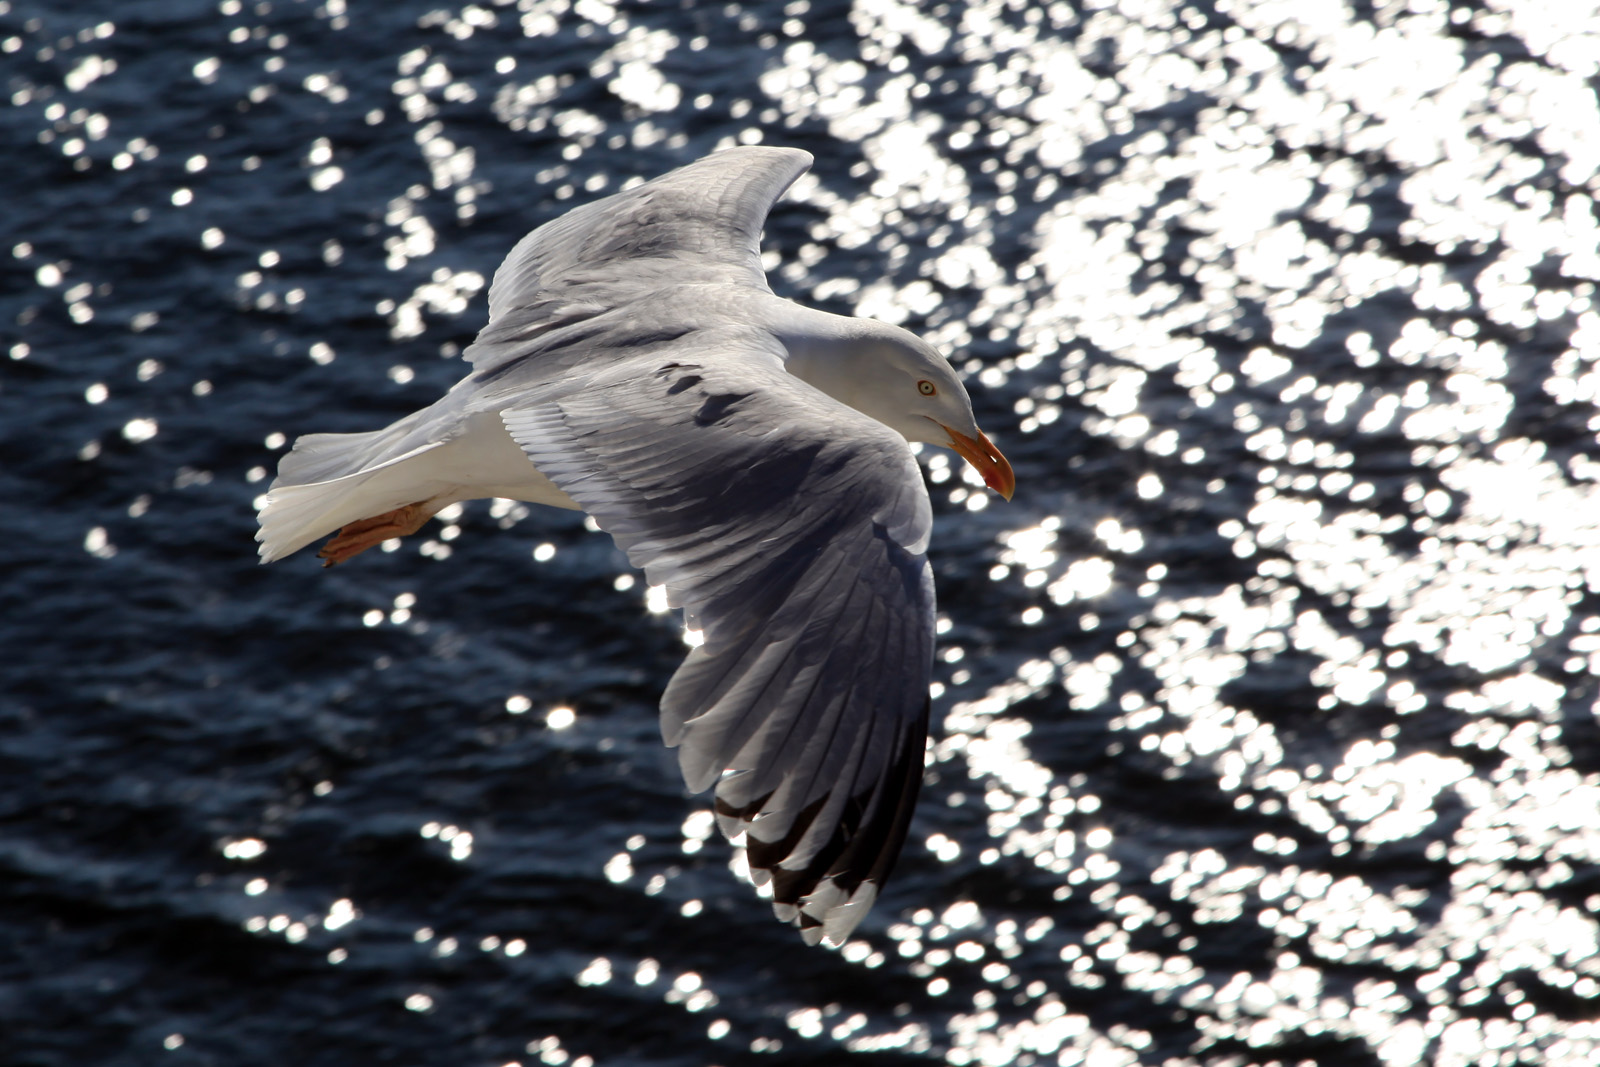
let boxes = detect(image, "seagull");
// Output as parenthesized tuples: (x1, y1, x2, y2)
(256, 146, 1014, 946)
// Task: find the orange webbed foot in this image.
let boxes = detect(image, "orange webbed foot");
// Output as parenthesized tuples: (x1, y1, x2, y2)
(317, 501, 435, 566)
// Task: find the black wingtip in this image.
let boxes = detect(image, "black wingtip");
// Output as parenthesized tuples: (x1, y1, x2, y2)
(717, 698, 931, 946)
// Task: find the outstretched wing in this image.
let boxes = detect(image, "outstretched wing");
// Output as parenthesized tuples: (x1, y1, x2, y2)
(466, 147, 811, 382)
(502, 337, 934, 946)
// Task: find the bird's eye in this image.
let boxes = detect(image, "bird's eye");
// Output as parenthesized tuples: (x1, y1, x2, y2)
(917, 379, 937, 396)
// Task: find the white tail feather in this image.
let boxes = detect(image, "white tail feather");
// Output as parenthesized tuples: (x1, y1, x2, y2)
(255, 439, 447, 563)
(255, 407, 576, 564)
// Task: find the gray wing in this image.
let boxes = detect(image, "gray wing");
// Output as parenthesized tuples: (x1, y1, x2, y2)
(502, 338, 934, 946)
(467, 147, 812, 381)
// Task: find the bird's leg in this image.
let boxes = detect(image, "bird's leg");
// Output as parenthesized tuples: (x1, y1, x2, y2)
(317, 501, 437, 567)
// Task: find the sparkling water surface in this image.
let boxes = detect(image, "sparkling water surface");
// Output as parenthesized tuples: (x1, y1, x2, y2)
(4, 0, 1600, 1064)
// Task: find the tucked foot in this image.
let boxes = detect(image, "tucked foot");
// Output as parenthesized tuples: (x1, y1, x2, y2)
(318, 501, 436, 566)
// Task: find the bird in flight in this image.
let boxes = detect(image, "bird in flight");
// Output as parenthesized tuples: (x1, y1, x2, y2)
(257, 146, 1014, 946)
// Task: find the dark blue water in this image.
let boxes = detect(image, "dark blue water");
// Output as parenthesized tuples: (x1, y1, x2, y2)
(6, 1, 1600, 1064)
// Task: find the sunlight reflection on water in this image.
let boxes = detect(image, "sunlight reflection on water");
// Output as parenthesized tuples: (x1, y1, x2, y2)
(760, 1, 1600, 1062)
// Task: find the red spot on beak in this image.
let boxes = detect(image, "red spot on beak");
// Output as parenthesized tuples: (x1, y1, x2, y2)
(941, 425, 1015, 501)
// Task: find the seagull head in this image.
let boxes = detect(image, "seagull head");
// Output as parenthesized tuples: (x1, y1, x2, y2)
(897, 349, 1015, 502)
(786, 320, 1015, 500)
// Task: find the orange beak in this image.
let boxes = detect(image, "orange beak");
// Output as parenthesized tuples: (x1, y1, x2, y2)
(941, 424, 1015, 501)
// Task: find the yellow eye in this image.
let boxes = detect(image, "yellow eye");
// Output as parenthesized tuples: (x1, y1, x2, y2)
(917, 379, 937, 396)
